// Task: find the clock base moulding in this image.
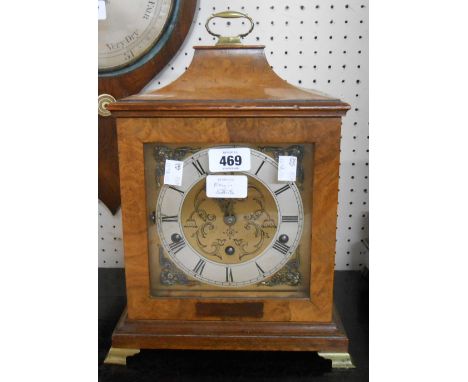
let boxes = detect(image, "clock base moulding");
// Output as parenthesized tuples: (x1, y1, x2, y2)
(104, 306, 352, 368)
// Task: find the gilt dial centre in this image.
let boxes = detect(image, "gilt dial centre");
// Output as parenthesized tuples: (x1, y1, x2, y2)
(180, 176, 279, 265)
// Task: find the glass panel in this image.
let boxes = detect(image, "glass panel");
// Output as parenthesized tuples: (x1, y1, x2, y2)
(144, 143, 314, 298)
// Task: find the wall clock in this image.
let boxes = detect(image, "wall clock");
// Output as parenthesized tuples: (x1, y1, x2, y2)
(104, 11, 354, 369)
(98, 0, 197, 214)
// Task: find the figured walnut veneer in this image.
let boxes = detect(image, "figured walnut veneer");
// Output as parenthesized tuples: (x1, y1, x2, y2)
(108, 44, 350, 352)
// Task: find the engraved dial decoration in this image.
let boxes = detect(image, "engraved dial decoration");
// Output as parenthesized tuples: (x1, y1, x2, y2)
(98, 0, 174, 72)
(156, 148, 304, 287)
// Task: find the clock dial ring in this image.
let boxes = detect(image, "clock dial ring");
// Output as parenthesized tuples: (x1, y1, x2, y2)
(156, 148, 304, 287)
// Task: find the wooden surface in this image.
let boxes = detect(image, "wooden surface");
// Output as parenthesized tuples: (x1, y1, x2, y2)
(109, 46, 349, 117)
(117, 117, 341, 322)
(110, 44, 349, 354)
(98, 0, 197, 214)
(111, 306, 348, 352)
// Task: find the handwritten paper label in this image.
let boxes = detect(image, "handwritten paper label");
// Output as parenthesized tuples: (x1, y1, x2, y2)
(164, 160, 184, 186)
(206, 175, 248, 198)
(278, 156, 297, 182)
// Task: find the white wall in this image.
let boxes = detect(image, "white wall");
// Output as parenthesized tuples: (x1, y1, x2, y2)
(99, 0, 369, 270)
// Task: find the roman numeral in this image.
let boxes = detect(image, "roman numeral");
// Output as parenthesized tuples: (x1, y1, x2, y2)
(274, 184, 291, 196)
(281, 215, 299, 223)
(255, 262, 265, 276)
(161, 215, 178, 222)
(225, 267, 234, 282)
(273, 240, 290, 255)
(255, 160, 265, 175)
(191, 159, 206, 176)
(168, 185, 184, 195)
(169, 239, 186, 254)
(193, 259, 206, 276)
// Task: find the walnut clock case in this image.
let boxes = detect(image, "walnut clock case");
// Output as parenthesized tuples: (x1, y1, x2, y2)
(105, 12, 352, 368)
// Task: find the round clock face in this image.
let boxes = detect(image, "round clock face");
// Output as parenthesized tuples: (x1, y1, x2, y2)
(156, 148, 304, 287)
(98, 0, 174, 72)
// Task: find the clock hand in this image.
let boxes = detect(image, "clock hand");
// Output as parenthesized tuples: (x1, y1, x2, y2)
(218, 199, 237, 225)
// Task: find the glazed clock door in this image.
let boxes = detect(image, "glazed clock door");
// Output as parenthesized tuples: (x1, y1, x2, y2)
(144, 144, 314, 299)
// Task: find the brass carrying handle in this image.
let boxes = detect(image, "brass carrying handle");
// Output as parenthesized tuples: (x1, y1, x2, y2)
(205, 11, 254, 45)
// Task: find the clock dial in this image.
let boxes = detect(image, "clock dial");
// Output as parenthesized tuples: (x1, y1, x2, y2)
(98, 0, 174, 72)
(155, 148, 304, 287)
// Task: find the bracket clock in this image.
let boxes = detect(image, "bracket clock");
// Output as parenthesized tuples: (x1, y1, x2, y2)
(104, 12, 353, 369)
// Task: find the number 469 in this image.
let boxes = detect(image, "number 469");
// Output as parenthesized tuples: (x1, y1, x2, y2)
(219, 155, 242, 166)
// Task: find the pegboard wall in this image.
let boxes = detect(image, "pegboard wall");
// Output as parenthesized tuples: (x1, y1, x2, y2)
(99, 0, 369, 270)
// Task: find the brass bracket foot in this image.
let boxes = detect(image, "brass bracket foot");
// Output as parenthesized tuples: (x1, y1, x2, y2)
(104, 347, 140, 365)
(318, 352, 355, 369)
